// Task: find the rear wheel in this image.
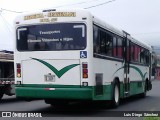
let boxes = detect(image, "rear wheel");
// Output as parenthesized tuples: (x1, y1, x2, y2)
(111, 82, 120, 108)
(0, 87, 4, 100)
(0, 92, 4, 100)
(139, 81, 147, 98)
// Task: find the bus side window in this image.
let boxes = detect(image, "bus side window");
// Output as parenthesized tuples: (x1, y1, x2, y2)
(145, 51, 150, 65)
(113, 36, 117, 57)
(140, 48, 145, 64)
(130, 42, 135, 61)
(93, 25, 100, 53)
(100, 30, 106, 54)
(137, 47, 141, 63)
(144, 50, 149, 65)
(105, 34, 113, 56)
(126, 40, 130, 62)
(134, 45, 139, 62)
(117, 37, 123, 58)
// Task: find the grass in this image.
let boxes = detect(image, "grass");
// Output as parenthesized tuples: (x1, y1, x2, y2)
(144, 117, 160, 120)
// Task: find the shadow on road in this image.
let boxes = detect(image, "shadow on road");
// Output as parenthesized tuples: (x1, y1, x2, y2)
(120, 95, 149, 106)
(29, 95, 154, 117)
(31, 105, 110, 117)
(0, 96, 24, 104)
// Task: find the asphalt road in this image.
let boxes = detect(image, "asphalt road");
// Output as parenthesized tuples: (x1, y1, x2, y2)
(0, 80, 160, 120)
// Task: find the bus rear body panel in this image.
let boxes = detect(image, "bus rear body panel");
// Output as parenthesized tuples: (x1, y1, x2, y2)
(14, 9, 97, 100)
(15, 51, 95, 100)
(22, 59, 81, 85)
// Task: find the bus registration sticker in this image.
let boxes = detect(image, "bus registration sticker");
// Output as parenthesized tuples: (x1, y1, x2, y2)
(44, 73, 55, 82)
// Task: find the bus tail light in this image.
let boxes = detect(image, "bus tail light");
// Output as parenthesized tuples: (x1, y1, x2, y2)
(82, 63, 88, 78)
(17, 63, 21, 78)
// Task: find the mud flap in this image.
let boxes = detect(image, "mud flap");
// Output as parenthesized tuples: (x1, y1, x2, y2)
(95, 73, 103, 95)
(147, 80, 152, 91)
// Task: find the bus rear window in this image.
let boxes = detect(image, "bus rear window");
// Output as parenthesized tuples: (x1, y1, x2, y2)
(16, 23, 86, 51)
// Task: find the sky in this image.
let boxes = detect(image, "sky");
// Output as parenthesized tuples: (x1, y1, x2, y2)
(0, 0, 160, 50)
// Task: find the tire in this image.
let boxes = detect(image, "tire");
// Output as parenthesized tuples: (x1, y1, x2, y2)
(0, 92, 4, 100)
(111, 82, 120, 108)
(0, 87, 4, 100)
(139, 81, 147, 98)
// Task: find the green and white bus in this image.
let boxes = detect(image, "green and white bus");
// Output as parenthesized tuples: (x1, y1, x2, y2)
(14, 9, 152, 107)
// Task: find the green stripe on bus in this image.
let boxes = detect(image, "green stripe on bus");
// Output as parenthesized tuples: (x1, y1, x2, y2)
(113, 65, 147, 81)
(130, 65, 146, 81)
(31, 58, 80, 78)
(16, 85, 93, 100)
(16, 81, 144, 100)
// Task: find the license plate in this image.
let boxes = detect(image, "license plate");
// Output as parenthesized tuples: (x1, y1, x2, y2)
(44, 74, 55, 82)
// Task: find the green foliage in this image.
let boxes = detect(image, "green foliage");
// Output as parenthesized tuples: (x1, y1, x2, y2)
(144, 117, 160, 120)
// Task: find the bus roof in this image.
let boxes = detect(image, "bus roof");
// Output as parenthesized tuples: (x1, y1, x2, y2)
(15, 8, 152, 51)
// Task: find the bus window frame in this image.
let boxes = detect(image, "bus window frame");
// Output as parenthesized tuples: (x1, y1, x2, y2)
(93, 24, 124, 62)
(16, 22, 87, 52)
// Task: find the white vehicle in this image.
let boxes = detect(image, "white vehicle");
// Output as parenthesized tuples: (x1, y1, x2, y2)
(14, 9, 152, 107)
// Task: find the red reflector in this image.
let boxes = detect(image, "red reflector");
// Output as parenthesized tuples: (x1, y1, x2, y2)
(82, 64, 88, 68)
(83, 69, 88, 73)
(17, 68, 21, 73)
(17, 63, 21, 68)
(44, 88, 49, 90)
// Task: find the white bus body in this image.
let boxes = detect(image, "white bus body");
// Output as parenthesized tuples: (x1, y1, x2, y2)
(14, 9, 152, 107)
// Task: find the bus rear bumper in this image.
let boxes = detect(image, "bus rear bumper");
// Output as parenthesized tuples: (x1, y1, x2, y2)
(15, 87, 93, 100)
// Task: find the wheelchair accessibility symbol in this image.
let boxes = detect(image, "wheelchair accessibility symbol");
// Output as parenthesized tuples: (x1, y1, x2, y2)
(80, 51, 87, 58)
